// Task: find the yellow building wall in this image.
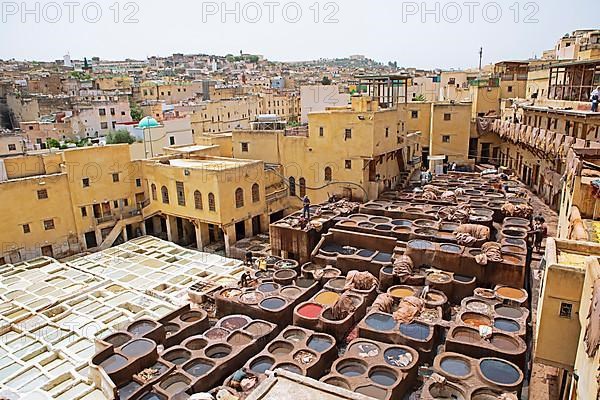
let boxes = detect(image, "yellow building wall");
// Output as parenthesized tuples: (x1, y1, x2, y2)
(471, 86, 501, 118)
(430, 103, 472, 164)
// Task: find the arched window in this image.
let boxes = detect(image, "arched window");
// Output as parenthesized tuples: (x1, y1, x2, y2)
(324, 167, 332, 182)
(194, 190, 203, 210)
(235, 188, 244, 208)
(208, 193, 216, 211)
(161, 186, 169, 204)
(289, 177, 296, 196)
(299, 177, 306, 197)
(151, 184, 157, 200)
(252, 183, 260, 203)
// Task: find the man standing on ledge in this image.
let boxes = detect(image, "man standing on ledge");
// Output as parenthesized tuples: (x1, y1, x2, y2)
(302, 195, 311, 219)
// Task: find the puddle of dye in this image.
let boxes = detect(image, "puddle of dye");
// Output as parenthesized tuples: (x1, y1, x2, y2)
(496, 287, 524, 299)
(369, 369, 397, 386)
(440, 358, 471, 376)
(462, 314, 491, 328)
(307, 336, 332, 352)
(120, 340, 154, 357)
(496, 306, 523, 319)
(491, 335, 518, 351)
(250, 358, 274, 374)
(399, 322, 430, 340)
(365, 313, 396, 331)
(298, 304, 323, 319)
(261, 297, 286, 310)
(99, 354, 127, 373)
(494, 319, 520, 333)
(479, 359, 520, 385)
(228, 332, 252, 346)
(118, 381, 141, 399)
(314, 292, 340, 306)
(390, 288, 414, 298)
(128, 321, 155, 336)
(356, 385, 388, 399)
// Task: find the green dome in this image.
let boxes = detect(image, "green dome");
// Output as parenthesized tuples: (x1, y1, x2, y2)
(138, 116, 160, 129)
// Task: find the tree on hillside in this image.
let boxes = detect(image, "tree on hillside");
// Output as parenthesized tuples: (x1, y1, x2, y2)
(106, 130, 136, 144)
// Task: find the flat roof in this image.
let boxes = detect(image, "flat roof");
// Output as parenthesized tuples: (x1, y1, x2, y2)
(168, 157, 258, 170)
(522, 105, 600, 118)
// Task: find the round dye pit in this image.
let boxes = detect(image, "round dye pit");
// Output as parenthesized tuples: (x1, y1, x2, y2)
(254, 270, 273, 279)
(496, 287, 526, 300)
(257, 283, 280, 293)
(337, 359, 368, 377)
(479, 359, 521, 386)
(163, 349, 191, 365)
(323, 377, 350, 390)
(163, 323, 179, 336)
(375, 224, 392, 231)
(296, 278, 316, 288)
(349, 342, 381, 357)
(220, 316, 250, 331)
(185, 338, 207, 351)
(220, 288, 242, 298)
(260, 297, 287, 310)
(104, 333, 132, 348)
(495, 306, 523, 319)
(374, 252, 392, 263)
(274, 269, 296, 280)
(184, 359, 214, 376)
(399, 322, 430, 341)
(490, 334, 519, 351)
(228, 332, 253, 346)
(205, 328, 230, 341)
(160, 375, 190, 395)
(245, 322, 271, 337)
(382, 266, 394, 275)
(250, 357, 275, 374)
(440, 244, 462, 253)
(365, 313, 396, 331)
(326, 278, 347, 290)
(383, 348, 414, 368)
(357, 249, 376, 258)
(425, 291, 446, 305)
(180, 311, 204, 323)
(283, 328, 306, 342)
(428, 383, 466, 399)
(356, 385, 388, 399)
(280, 287, 302, 298)
(239, 291, 264, 305)
(474, 288, 496, 299)
(120, 339, 154, 357)
(358, 222, 375, 229)
(389, 287, 415, 299)
(99, 354, 128, 374)
(369, 367, 398, 386)
(307, 335, 333, 352)
(440, 357, 471, 377)
(494, 318, 520, 333)
(414, 228, 436, 237)
(269, 341, 294, 355)
(314, 291, 340, 306)
(205, 344, 232, 359)
(427, 272, 452, 284)
(297, 304, 323, 319)
(408, 240, 434, 250)
(128, 320, 156, 336)
(276, 363, 302, 374)
(461, 313, 492, 328)
(370, 217, 390, 224)
(119, 381, 142, 400)
(392, 219, 412, 227)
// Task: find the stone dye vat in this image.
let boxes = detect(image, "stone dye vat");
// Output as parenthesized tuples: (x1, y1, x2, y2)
(312, 229, 396, 277)
(461, 295, 529, 339)
(214, 277, 319, 329)
(420, 352, 523, 399)
(494, 285, 528, 306)
(293, 285, 371, 338)
(334, 215, 414, 242)
(245, 326, 336, 379)
(424, 270, 478, 305)
(320, 338, 419, 400)
(91, 311, 277, 399)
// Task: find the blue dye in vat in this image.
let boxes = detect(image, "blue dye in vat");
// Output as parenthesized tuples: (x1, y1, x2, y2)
(480, 359, 521, 385)
(260, 297, 286, 310)
(118, 381, 141, 399)
(373, 252, 392, 262)
(440, 358, 471, 377)
(365, 313, 396, 331)
(307, 336, 333, 352)
(399, 322, 430, 340)
(184, 359, 213, 376)
(251, 357, 274, 374)
(369, 369, 397, 386)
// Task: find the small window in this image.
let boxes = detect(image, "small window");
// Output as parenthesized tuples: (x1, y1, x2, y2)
(123, 198, 129, 206)
(559, 302, 573, 319)
(161, 186, 169, 204)
(411, 111, 419, 119)
(22, 224, 30, 234)
(8, 144, 16, 151)
(176, 181, 186, 206)
(43, 219, 55, 230)
(100, 122, 108, 129)
(319, 127, 324, 137)
(345, 160, 352, 169)
(252, 183, 260, 203)
(444, 113, 451, 121)
(385, 127, 389, 137)
(121, 111, 126, 116)
(112, 173, 119, 183)
(81, 207, 87, 217)
(208, 193, 216, 211)
(37, 189, 48, 199)
(113, 200, 119, 208)
(324, 167, 332, 182)
(135, 178, 142, 187)
(508, 86, 513, 93)
(344, 128, 352, 140)
(82, 178, 90, 187)
(235, 188, 244, 208)
(169, 136, 175, 146)
(442, 135, 451, 143)
(99, 108, 106, 116)
(289, 177, 296, 197)
(110, 108, 115, 116)
(299, 178, 306, 197)
(241, 142, 249, 152)
(151, 183, 157, 200)
(194, 190, 203, 210)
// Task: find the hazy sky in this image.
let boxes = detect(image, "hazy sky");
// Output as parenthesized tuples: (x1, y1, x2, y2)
(0, 0, 597, 69)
